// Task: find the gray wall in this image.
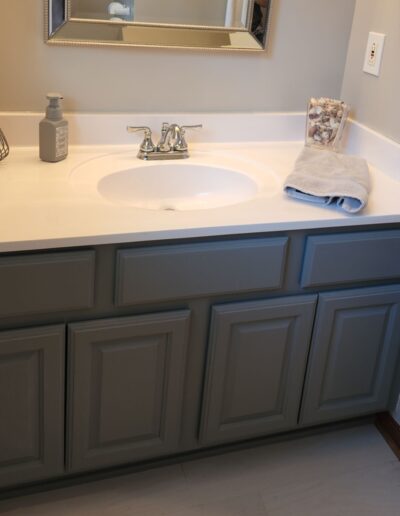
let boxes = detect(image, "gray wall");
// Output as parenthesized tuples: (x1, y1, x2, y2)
(341, 0, 400, 143)
(72, 0, 227, 26)
(340, 0, 400, 423)
(134, 0, 227, 26)
(71, 0, 110, 18)
(0, 0, 355, 113)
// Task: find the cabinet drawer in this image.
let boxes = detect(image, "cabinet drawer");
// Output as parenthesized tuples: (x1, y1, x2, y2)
(301, 230, 400, 288)
(115, 238, 288, 306)
(0, 251, 95, 317)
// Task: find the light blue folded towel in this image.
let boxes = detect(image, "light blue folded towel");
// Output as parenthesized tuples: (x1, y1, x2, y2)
(284, 147, 370, 213)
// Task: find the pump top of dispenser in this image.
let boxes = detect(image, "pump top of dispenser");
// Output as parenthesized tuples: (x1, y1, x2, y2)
(45, 93, 64, 121)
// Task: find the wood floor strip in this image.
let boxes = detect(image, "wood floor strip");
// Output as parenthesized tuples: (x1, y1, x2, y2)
(375, 412, 400, 461)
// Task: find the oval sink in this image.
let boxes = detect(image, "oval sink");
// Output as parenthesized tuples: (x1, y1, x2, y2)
(97, 163, 258, 211)
(70, 150, 279, 211)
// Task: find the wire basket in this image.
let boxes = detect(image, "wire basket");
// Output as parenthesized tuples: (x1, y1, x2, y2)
(0, 128, 10, 161)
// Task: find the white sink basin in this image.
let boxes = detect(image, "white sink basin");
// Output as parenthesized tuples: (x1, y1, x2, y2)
(98, 163, 258, 210)
(70, 150, 279, 211)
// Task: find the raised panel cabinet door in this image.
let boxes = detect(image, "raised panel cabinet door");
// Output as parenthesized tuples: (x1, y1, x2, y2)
(300, 285, 400, 426)
(67, 310, 190, 472)
(200, 295, 317, 445)
(0, 325, 65, 489)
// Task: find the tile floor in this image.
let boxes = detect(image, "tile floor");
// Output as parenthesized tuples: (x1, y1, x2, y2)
(0, 424, 399, 516)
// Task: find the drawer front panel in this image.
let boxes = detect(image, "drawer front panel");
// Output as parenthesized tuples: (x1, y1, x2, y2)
(0, 251, 95, 317)
(115, 238, 288, 306)
(301, 230, 400, 288)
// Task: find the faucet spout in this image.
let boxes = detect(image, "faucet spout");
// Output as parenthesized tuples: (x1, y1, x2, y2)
(157, 123, 181, 152)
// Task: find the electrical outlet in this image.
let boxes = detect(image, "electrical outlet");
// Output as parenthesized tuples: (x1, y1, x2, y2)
(363, 32, 386, 77)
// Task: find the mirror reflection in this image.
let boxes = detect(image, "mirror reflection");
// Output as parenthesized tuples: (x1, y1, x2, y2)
(47, 0, 271, 51)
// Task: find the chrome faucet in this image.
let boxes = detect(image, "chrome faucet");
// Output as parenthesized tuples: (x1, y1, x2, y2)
(127, 123, 202, 160)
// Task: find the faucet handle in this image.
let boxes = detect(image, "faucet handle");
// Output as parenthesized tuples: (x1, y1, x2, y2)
(174, 124, 203, 151)
(127, 126, 155, 152)
(181, 124, 203, 131)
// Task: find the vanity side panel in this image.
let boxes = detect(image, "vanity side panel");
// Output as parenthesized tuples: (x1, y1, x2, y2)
(115, 238, 288, 306)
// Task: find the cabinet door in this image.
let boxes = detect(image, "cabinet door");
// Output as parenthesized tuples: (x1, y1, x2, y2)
(0, 325, 65, 489)
(300, 286, 400, 426)
(67, 310, 190, 472)
(200, 296, 317, 445)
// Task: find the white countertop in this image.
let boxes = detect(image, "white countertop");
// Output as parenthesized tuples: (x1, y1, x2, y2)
(0, 113, 399, 253)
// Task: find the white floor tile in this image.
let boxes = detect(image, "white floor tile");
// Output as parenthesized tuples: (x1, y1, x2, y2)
(260, 460, 400, 516)
(0, 424, 398, 516)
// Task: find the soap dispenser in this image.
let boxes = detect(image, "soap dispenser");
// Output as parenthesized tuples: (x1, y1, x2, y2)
(39, 93, 68, 162)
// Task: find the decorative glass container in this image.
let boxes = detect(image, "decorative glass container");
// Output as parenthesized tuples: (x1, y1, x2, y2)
(306, 97, 350, 152)
(0, 129, 9, 161)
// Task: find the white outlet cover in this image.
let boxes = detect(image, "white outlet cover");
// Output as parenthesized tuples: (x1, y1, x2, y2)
(363, 32, 386, 77)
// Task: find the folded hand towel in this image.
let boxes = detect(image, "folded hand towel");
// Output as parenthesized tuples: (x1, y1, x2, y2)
(283, 147, 370, 213)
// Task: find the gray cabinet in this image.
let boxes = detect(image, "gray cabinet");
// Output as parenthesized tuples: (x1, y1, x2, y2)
(67, 310, 190, 472)
(0, 325, 65, 489)
(200, 295, 317, 445)
(301, 230, 400, 288)
(1, 228, 400, 492)
(0, 251, 95, 318)
(301, 286, 400, 425)
(115, 238, 288, 306)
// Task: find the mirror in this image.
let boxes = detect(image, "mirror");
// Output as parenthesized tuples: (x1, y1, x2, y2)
(46, 0, 271, 51)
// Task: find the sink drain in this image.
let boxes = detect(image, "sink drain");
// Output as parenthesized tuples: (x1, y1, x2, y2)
(162, 206, 177, 211)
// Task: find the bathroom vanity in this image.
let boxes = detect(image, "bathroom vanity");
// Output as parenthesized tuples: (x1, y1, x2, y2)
(1, 225, 400, 491)
(0, 113, 400, 492)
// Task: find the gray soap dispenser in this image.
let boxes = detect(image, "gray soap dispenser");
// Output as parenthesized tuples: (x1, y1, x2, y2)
(39, 93, 68, 162)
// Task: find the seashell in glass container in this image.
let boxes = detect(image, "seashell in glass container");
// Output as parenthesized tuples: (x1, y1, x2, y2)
(306, 97, 350, 152)
(0, 129, 9, 161)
